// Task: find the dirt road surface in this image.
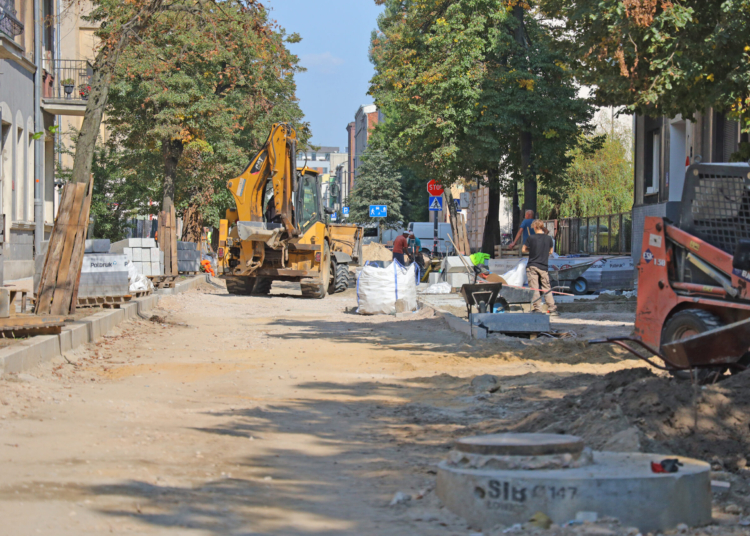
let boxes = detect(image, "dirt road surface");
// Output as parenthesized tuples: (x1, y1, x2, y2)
(0, 283, 747, 535)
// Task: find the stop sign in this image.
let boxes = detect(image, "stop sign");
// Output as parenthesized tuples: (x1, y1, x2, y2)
(427, 180, 444, 196)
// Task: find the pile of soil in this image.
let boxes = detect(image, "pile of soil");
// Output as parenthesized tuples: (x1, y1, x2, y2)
(362, 242, 394, 262)
(513, 367, 750, 509)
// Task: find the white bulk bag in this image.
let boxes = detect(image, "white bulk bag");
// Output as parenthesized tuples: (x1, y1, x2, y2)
(501, 257, 528, 287)
(357, 261, 418, 315)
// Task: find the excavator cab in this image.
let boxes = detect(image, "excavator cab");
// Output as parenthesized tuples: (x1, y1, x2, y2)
(217, 123, 357, 298)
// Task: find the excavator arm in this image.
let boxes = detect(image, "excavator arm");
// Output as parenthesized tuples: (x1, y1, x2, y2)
(226, 123, 298, 236)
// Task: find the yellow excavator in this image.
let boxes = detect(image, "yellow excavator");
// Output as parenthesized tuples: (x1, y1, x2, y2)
(217, 123, 362, 298)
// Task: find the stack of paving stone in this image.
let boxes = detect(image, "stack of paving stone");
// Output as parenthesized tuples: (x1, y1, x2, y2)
(177, 241, 201, 273)
(111, 238, 165, 276)
(79, 249, 130, 298)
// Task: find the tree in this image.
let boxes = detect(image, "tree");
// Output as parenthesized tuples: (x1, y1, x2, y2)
(539, 0, 750, 130)
(103, 0, 308, 231)
(370, 0, 595, 254)
(538, 123, 634, 219)
(347, 147, 404, 242)
(69, 0, 268, 186)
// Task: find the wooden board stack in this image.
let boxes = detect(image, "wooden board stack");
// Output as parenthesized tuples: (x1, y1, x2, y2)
(159, 206, 179, 276)
(36, 176, 94, 315)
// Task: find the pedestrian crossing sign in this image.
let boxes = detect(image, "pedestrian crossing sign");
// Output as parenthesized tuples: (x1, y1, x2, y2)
(429, 196, 443, 211)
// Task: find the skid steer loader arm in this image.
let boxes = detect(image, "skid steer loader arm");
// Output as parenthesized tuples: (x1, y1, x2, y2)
(226, 123, 298, 236)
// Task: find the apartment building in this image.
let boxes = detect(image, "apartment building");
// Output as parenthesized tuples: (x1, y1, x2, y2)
(631, 109, 742, 260)
(0, 0, 59, 280)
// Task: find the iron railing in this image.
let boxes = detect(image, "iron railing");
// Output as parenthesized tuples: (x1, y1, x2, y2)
(0, 0, 23, 38)
(550, 212, 633, 256)
(46, 59, 93, 101)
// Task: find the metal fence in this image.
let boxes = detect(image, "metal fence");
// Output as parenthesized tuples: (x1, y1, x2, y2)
(551, 212, 632, 256)
(47, 60, 93, 101)
(0, 0, 24, 38)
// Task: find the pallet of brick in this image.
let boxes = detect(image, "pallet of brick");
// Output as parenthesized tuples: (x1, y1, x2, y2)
(111, 238, 163, 276)
(84, 239, 111, 253)
(78, 254, 130, 298)
(177, 241, 201, 273)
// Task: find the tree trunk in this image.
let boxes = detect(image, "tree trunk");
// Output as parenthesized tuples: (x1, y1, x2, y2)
(181, 202, 202, 242)
(512, 179, 520, 238)
(70, 0, 166, 184)
(514, 5, 536, 216)
(162, 137, 183, 212)
(70, 52, 120, 184)
(481, 169, 501, 257)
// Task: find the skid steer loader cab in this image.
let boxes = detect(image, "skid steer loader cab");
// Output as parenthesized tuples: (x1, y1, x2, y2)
(216, 123, 358, 299)
(627, 162, 750, 376)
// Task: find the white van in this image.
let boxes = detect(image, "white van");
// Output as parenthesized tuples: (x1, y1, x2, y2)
(408, 222, 454, 256)
(361, 224, 406, 246)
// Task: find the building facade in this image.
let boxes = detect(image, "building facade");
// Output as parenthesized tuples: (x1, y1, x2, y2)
(631, 109, 742, 260)
(353, 104, 383, 188)
(0, 0, 62, 280)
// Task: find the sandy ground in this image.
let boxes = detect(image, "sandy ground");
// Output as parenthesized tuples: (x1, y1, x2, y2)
(0, 282, 747, 535)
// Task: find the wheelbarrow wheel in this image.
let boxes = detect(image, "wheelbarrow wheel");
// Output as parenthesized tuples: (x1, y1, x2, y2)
(661, 309, 725, 383)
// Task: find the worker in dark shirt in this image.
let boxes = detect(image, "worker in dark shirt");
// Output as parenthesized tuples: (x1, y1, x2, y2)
(522, 220, 558, 316)
(392, 231, 409, 266)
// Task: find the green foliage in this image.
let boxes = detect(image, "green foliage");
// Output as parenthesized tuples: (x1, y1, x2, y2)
(347, 147, 404, 230)
(539, 0, 750, 130)
(369, 0, 596, 197)
(538, 122, 634, 219)
(101, 0, 308, 228)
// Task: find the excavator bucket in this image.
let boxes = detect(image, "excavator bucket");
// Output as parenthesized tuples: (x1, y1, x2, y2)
(661, 317, 750, 369)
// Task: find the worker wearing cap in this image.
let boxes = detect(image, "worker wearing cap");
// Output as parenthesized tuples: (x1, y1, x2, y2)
(523, 219, 558, 316)
(392, 231, 409, 266)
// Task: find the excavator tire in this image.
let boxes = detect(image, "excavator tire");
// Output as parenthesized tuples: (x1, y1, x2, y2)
(224, 276, 257, 296)
(253, 277, 273, 295)
(301, 242, 330, 299)
(662, 309, 725, 383)
(331, 264, 349, 294)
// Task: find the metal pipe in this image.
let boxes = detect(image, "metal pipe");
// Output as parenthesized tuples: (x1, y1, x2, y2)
(686, 252, 738, 298)
(33, 0, 44, 255)
(671, 281, 727, 296)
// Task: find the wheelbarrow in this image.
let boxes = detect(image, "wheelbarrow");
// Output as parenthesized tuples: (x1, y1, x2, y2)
(459, 283, 503, 317)
(548, 259, 601, 290)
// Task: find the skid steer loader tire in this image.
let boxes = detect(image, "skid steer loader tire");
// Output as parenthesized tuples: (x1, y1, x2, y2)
(253, 277, 273, 295)
(662, 309, 725, 383)
(225, 276, 257, 296)
(301, 242, 330, 299)
(331, 263, 349, 294)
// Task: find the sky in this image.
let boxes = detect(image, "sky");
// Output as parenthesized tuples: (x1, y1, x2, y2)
(266, 0, 385, 152)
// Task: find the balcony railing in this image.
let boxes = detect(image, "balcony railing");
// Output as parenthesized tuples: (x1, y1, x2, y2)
(45, 59, 93, 102)
(0, 0, 23, 38)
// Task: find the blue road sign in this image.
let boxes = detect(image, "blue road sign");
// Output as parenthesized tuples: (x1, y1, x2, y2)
(369, 205, 388, 218)
(330, 212, 337, 222)
(428, 196, 443, 211)
(454, 199, 462, 213)
(342, 207, 350, 216)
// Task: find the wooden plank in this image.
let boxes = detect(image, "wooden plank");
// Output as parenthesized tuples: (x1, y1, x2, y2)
(50, 183, 87, 315)
(170, 205, 178, 275)
(0, 315, 66, 330)
(36, 184, 77, 314)
(67, 175, 95, 315)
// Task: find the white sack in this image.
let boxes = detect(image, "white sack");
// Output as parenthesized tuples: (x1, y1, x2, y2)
(501, 257, 528, 287)
(127, 258, 154, 292)
(357, 261, 418, 315)
(419, 281, 452, 295)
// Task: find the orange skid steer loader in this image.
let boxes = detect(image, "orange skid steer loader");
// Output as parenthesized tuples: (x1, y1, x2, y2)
(593, 162, 750, 382)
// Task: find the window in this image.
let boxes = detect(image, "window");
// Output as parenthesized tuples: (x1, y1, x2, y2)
(311, 153, 317, 161)
(644, 129, 660, 195)
(299, 174, 319, 227)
